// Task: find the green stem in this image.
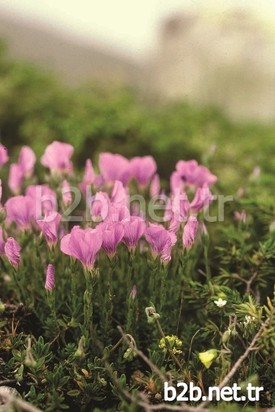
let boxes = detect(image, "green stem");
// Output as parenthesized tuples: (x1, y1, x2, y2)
(83, 269, 94, 341)
(204, 244, 211, 281)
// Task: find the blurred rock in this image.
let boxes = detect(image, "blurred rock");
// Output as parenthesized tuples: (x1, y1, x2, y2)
(150, 10, 275, 123)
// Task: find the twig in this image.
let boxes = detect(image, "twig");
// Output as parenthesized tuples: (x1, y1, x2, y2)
(199, 314, 272, 408)
(117, 326, 167, 383)
(103, 349, 208, 412)
(0, 379, 17, 385)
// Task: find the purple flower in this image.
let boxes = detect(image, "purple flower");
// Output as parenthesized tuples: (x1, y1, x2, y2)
(0, 144, 9, 167)
(41, 141, 74, 174)
(182, 216, 198, 249)
(37, 212, 62, 246)
(79, 159, 96, 193)
(101, 222, 124, 258)
(130, 156, 157, 187)
(190, 185, 213, 212)
(176, 160, 217, 187)
(99, 152, 130, 185)
(122, 216, 146, 250)
(61, 180, 72, 206)
(145, 223, 177, 262)
(60, 225, 103, 271)
(8, 163, 24, 194)
(5, 195, 36, 229)
(18, 146, 36, 177)
(45, 264, 55, 291)
(4, 237, 21, 267)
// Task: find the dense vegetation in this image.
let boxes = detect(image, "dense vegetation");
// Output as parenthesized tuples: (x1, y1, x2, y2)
(0, 40, 275, 412)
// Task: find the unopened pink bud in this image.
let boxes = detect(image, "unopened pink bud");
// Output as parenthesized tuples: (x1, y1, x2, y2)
(45, 264, 55, 291)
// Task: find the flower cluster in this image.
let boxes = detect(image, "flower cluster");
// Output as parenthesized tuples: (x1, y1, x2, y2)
(159, 335, 183, 355)
(0, 141, 217, 275)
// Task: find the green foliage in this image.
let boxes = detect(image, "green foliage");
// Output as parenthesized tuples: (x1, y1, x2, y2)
(1, 40, 275, 411)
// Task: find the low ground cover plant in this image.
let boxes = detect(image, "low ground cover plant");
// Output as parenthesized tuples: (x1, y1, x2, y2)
(0, 141, 274, 411)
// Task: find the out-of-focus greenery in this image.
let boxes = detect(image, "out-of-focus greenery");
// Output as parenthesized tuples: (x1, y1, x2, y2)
(1, 38, 275, 195)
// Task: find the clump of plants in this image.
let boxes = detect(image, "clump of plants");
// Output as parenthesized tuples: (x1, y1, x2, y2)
(0, 141, 275, 411)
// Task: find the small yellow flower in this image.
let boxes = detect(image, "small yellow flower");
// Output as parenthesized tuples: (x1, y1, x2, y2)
(159, 335, 183, 355)
(198, 349, 218, 368)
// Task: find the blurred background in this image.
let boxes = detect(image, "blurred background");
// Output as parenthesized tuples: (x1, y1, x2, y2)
(0, 0, 275, 191)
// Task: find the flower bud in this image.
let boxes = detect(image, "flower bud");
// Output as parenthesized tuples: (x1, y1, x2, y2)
(145, 306, 160, 324)
(0, 299, 5, 315)
(74, 336, 85, 359)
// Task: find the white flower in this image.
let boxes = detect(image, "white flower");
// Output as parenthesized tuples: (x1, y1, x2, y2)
(214, 298, 227, 308)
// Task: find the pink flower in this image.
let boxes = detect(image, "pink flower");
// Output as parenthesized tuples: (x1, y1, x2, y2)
(45, 264, 55, 291)
(190, 185, 214, 212)
(26, 185, 57, 215)
(5, 195, 36, 229)
(111, 181, 129, 206)
(4, 237, 21, 267)
(61, 180, 72, 206)
(130, 285, 137, 299)
(170, 171, 184, 194)
(176, 160, 217, 187)
(8, 163, 24, 194)
(200, 221, 208, 237)
(0, 144, 9, 167)
(41, 141, 74, 174)
(99, 152, 130, 185)
(150, 174, 160, 198)
(18, 146, 36, 177)
(164, 191, 189, 226)
(60, 225, 103, 270)
(101, 222, 124, 258)
(106, 204, 130, 224)
(130, 156, 157, 187)
(168, 216, 181, 234)
(79, 159, 96, 193)
(145, 223, 177, 262)
(171, 191, 190, 222)
(0, 227, 6, 254)
(122, 216, 146, 250)
(37, 212, 62, 246)
(90, 192, 110, 222)
(234, 210, 247, 224)
(182, 216, 198, 249)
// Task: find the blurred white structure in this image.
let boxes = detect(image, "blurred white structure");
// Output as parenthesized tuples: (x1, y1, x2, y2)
(150, 10, 275, 122)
